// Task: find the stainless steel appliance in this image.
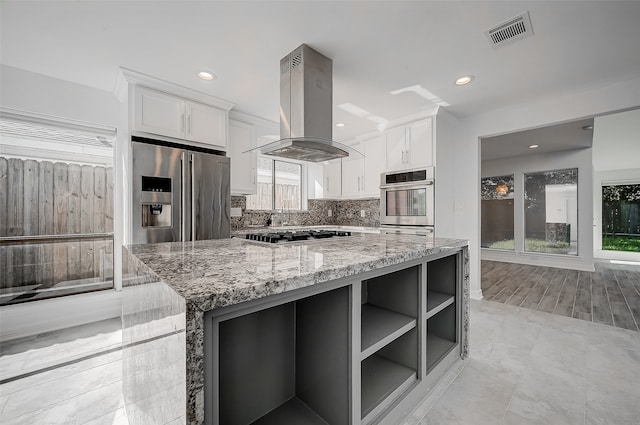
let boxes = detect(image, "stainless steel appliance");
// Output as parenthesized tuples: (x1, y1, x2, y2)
(242, 229, 352, 244)
(380, 167, 435, 232)
(132, 138, 230, 244)
(245, 44, 363, 162)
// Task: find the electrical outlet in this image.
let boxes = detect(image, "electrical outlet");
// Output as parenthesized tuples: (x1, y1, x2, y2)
(328, 209, 332, 217)
(360, 210, 366, 218)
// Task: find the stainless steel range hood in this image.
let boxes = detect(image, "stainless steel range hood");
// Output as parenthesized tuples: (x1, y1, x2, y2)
(246, 44, 363, 162)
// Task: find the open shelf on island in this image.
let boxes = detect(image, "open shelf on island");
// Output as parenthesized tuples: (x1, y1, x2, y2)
(361, 304, 416, 360)
(360, 265, 420, 424)
(426, 290, 455, 320)
(426, 303, 457, 373)
(218, 286, 350, 425)
(361, 353, 417, 423)
(251, 397, 329, 425)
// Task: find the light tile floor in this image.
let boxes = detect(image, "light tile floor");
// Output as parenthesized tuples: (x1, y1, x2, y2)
(410, 300, 640, 425)
(0, 318, 128, 425)
(2, 300, 639, 425)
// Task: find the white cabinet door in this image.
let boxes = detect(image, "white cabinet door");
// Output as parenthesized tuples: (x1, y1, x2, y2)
(341, 143, 364, 198)
(228, 120, 256, 195)
(323, 161, 342, 198)
(385, 125, 407, 172)
(134, 86, 228, 149)
(406, 117, 433, 168)
(134, 86, 185, 139)
(186, 100, 227, 150)
(362, 134, 385, 197)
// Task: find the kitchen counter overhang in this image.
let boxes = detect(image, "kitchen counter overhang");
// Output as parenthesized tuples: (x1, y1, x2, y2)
(122, 232, 469, 425)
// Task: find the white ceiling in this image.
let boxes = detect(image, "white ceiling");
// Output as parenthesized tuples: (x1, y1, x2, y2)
(2, 1, 640, 142)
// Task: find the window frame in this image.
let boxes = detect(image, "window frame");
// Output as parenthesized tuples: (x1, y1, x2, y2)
(246, 155, 305, 211)
(523, 167, 579, 256)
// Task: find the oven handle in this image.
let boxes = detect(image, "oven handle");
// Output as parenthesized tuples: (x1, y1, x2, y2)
(382, 226, 434, 236)
(379, 181, 434, 190)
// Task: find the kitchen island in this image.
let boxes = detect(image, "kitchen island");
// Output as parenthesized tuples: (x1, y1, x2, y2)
(122, 230, 469, 425)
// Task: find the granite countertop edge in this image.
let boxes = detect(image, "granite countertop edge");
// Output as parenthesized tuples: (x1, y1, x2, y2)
(125, 231, 468, 314)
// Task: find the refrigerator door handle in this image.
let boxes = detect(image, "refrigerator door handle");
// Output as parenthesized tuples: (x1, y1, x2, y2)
(191, 153, 197, 240)
(181, 151, 190, 241)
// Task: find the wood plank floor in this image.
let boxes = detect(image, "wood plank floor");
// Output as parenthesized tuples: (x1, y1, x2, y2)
(481, 260, 640, 331)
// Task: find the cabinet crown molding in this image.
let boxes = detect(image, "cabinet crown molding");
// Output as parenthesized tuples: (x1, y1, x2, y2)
(229, 110, 279, 131)
(115, 67, 235, 111)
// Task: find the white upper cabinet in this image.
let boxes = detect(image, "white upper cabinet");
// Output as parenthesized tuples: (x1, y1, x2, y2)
(134, 86, 227, 150)
(406, 118, 433, 169)
(323, 160, 342, 199)
(385, 126, 407, 172)
(384, 117, 433, 172)
(135, 86, 185, 140)
(361, 134, 385, 197)
(184, 100, 227, 148)
(228, 119, 256, 195)
(341, 134, 385, 198)
(341, 142, 364, 198)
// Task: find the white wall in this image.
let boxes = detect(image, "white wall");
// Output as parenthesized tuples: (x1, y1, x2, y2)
(592, 108, 640, 261)
(0, 65, 121, 340)
(482, 149, 593, 271)
(455, 75, 640, 299)
(592, 109, 640, 172)
(434, 107, 457, 239)
(0, 64, 119, 127)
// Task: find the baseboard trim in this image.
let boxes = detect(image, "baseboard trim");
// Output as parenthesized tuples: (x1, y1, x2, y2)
(470, 288, 484, 300)
(0, 290, 122, 342)
(481, 249, 595, 272)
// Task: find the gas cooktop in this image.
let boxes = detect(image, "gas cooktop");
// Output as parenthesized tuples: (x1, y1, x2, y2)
(243, 229, 352, 244)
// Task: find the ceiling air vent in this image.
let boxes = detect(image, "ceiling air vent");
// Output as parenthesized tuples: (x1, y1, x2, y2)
(484, 11, 534, 48)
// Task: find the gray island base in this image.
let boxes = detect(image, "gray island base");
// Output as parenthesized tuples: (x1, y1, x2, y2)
(122, 232, 469, 425)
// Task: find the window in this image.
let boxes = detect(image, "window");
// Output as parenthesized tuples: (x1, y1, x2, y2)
(602, 184, 640, 252)
(246, 157, 302, 210)
(524, 168, 578, 255)
(481, 175, 515, 250)
(0, 112, 115, 305)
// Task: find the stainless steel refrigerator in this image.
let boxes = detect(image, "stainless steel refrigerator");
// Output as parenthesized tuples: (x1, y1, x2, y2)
(131, 139, 230, 244)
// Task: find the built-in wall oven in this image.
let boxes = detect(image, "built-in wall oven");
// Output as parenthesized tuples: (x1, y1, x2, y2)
(380, 167, 434, 235)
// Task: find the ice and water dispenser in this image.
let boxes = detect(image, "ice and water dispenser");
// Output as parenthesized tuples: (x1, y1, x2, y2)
(140, 176, 172, 228)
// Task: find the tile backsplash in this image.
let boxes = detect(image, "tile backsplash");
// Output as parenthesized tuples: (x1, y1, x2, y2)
(230, 196, 380, 229)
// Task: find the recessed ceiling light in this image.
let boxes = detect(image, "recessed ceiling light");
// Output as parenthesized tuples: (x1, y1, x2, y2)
(198, 71, 216, 80)
(455, 75, 474, 86)
(335, 122, 345, 128)
(528, 144, 539, 149)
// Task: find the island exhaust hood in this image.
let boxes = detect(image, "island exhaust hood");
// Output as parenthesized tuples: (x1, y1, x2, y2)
(246, 44, 363, 162)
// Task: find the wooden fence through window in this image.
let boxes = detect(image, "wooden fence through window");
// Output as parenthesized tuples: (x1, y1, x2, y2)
(0, 157, 114, 303)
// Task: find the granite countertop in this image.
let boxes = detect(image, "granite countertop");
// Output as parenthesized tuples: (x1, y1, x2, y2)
(127, 230, 468, 313)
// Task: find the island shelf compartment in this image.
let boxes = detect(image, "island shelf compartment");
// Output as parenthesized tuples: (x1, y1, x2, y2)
(361, 329, 418, 423)
(213, 285, 350, 425)
(425, 253, 458, 373)
(360, 265, 420, 423)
